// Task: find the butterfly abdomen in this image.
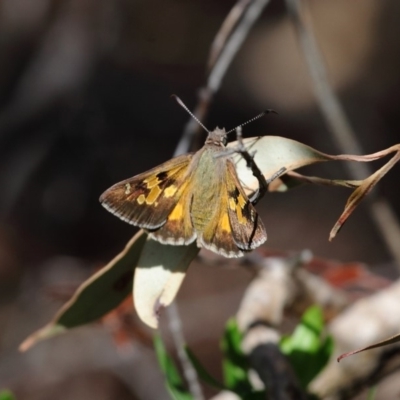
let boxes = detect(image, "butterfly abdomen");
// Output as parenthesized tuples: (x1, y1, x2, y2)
(189, 148, 225, 232)
(190, 188, 218, 231)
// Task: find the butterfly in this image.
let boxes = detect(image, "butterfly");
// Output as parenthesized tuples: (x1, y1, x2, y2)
(100, 126, 268, 258)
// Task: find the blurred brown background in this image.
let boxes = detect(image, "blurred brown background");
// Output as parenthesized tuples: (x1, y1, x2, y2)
(0, 0, 400, 399)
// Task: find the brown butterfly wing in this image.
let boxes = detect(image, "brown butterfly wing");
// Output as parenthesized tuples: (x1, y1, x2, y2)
(99, 153, 193, 230)
(150, 180, 196, 245)
(199, 160, 267, 257)
(226, 161, 267, 251)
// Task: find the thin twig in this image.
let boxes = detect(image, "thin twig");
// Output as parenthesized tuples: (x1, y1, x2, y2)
(168, 1, 273, 398)
(207, 0, 270, 94)
(284, 170, 361, 189)
(286, 0, 400, 269)
(208, 0, 252, 71)
(166, 304, 204, 400)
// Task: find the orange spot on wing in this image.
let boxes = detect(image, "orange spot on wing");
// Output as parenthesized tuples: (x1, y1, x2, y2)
(237, 194, 246, 208)
(164, 185, 178, 198)
(144, 176, 161, 189)
(169, 203, 183, 221)
(221, 213, 231, 232)
(146, 185, 162, 204)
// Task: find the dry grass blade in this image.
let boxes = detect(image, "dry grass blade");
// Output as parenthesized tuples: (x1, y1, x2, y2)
(338, 333, 400, 362)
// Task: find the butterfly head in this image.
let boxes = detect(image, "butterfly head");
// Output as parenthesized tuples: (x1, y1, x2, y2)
(205, 128, 227, 147)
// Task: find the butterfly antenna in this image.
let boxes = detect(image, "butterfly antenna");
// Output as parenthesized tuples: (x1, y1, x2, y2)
(226, 109, 278, 135)
(171, 94, 210, 134)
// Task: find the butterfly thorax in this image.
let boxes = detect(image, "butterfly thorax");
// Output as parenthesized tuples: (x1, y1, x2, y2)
(205, 128, 227, 147)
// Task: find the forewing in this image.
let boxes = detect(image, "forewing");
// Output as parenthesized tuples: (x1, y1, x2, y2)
(199, 160, 266, 258)
(100, 154, 192, 229)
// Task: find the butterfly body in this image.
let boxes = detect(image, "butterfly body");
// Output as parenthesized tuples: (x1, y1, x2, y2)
(188, 143, 226, 229)
(100, 128, 267, 257)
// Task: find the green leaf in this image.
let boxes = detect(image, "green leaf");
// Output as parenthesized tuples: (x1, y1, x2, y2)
(221, 319, 255, 396)
(185, 346, 226, 390)
(154, 335, 193, 400)
(280, 306, 334, 388)
(20, 231, 148, 351)
(0, 390, 16, 400)
(367, 386, 377, 400)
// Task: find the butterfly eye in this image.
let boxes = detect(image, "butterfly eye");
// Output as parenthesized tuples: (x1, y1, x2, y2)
(222, 136, 227, 146)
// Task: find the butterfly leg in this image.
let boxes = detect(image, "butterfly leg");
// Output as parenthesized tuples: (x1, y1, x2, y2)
(249, 166, 287, 204)
(233, 127, 286, 205)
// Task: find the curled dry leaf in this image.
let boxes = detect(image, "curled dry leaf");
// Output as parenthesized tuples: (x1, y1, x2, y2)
(329, 146, 400, 239)
(230, 136, 329, 194)
(232, 137, 400, 240)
